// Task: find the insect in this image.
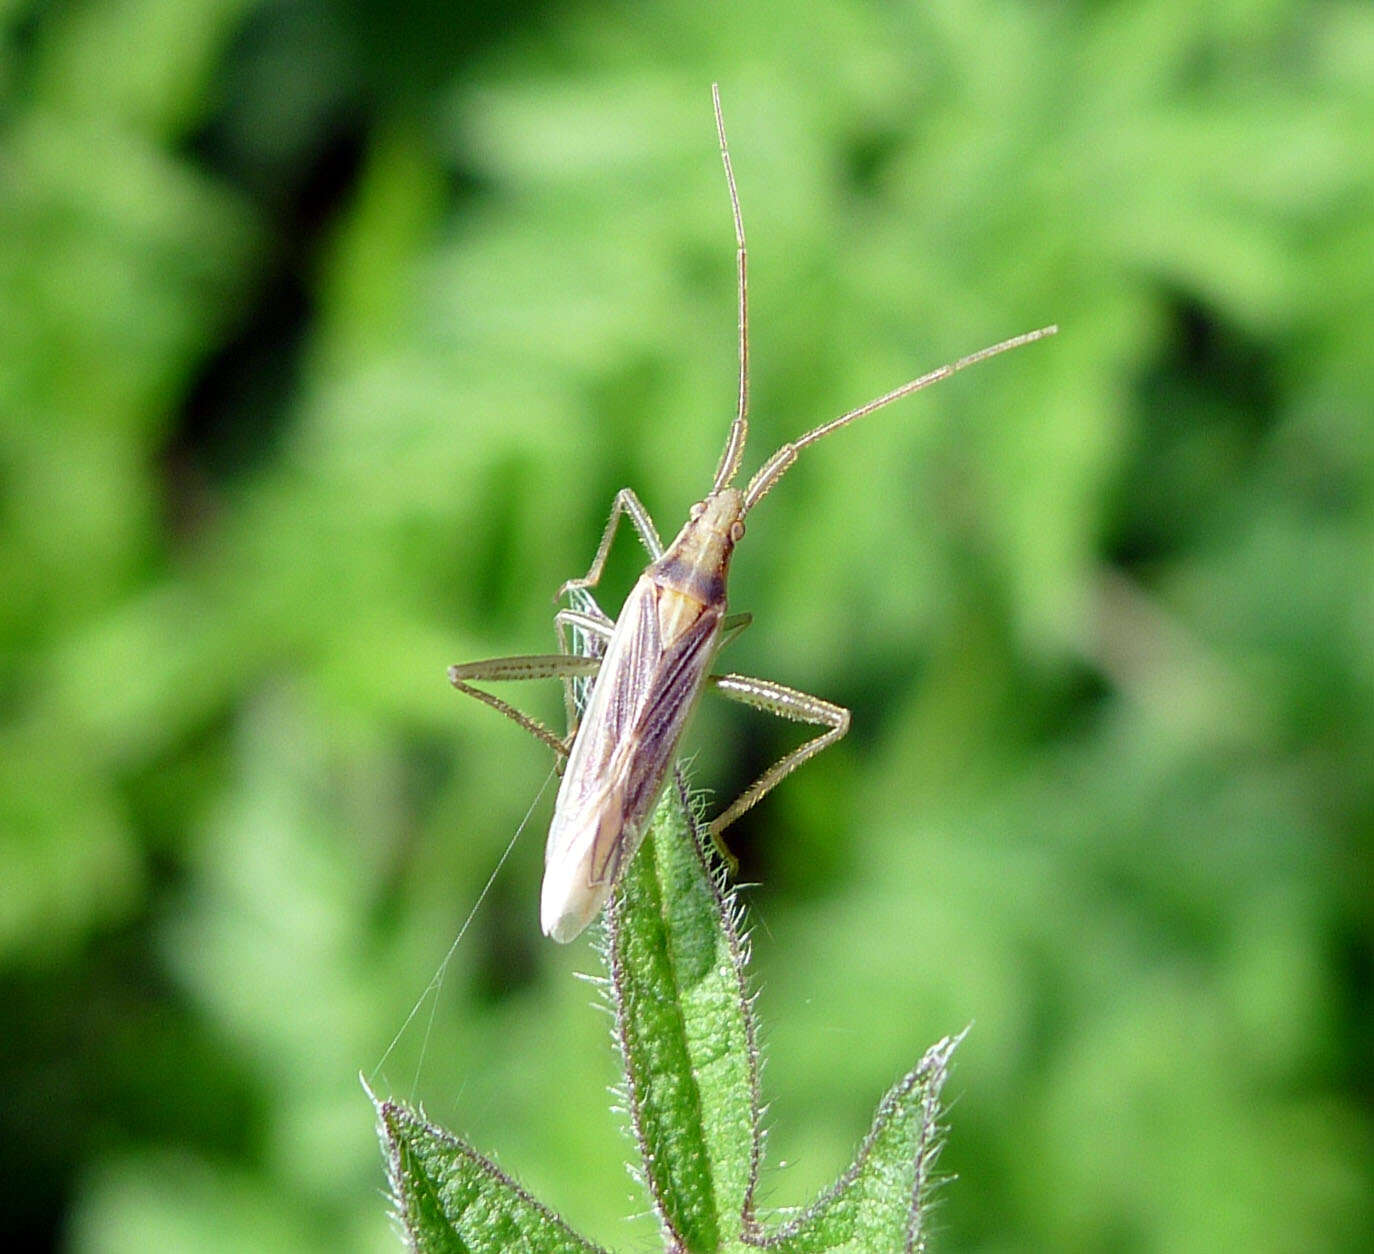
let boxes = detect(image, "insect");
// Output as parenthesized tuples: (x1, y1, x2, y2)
(450, 86, 1056, 942)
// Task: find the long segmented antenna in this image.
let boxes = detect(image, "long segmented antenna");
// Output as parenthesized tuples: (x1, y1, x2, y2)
(710, 83, 751, 495)
(743, 323, 1058, 512)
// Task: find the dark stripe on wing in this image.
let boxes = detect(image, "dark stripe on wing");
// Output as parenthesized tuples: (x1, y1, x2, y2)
(558, 577, 664, 814)
(620, 603, 721, 820)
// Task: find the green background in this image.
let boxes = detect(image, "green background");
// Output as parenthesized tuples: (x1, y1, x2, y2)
(2, 1, 1370, 1249)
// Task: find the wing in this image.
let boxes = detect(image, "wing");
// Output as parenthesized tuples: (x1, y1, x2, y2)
(616, 596, 722, 823)
(554, 573, 664, 816)
(541, 575, 721, 940)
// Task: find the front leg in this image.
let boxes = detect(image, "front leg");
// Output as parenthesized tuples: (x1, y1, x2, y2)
(556, 487, 664, 601)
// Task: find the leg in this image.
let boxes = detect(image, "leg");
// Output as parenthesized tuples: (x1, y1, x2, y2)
(706, 672, 850, 842)
(556, 488, 663, 601)
(448, 654, 600, 759)
(718, 611, 752, 652)
(555, 606, 614, 650)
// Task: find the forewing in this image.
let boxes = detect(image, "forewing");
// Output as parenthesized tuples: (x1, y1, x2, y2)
(542, 575, 724, 940)
(614, 602, 722, 826)
(553, 574, 664, 823)
(547, 584, 721, 877)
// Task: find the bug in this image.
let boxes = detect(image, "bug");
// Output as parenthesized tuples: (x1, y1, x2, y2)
(449, 86, 1056, 942)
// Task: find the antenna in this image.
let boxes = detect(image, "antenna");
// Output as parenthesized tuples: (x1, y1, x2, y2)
(742, 324, 1058, 512)
(709, 83, 751, 494)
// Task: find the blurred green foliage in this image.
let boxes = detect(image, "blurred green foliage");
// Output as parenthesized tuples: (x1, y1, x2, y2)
(1, 0, 1370, 1250)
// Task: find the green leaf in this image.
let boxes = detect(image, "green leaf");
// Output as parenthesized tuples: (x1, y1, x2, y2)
(604, 773, 763, 1250)
(755, 1035, 961, 1254)
(372, 756, 962, 1252)
(373, 1086, 607, 1254)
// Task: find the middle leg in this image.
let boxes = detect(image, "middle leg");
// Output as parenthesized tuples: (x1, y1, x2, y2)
(706, 672, 851, 845)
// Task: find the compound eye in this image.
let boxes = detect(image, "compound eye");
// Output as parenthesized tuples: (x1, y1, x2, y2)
(689, 501, 707, 520)
(729, 520, 746, 543)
